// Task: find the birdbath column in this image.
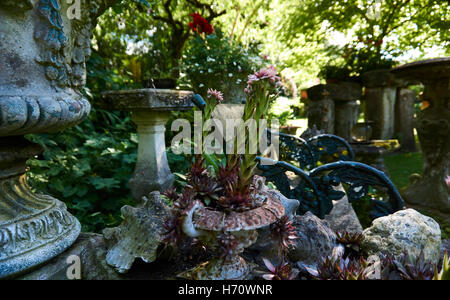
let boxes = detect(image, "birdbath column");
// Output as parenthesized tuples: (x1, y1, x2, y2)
(392, 58, 450, 213)
(101, 89, 194, 200)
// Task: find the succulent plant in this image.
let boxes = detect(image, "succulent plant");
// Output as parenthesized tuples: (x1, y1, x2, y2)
(434, 251, 450, 280)
(381, 251, 435, 280)
(270, 215, 298, 257)
(335, 231, 363, 259)
(163, 187, 179, 203)
(261, 258, 299, 280)
(310, 256, 370, 280)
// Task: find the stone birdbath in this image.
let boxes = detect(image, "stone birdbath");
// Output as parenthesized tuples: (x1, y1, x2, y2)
(391, 58, 450, 213)
(101, 89, 194, 200)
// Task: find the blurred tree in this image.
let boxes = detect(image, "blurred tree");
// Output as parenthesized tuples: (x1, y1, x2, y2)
(279, 0, 449, 75)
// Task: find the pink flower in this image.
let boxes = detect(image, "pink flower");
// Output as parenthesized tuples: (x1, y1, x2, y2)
(207, 89, 223, 103)
(245, 66, 281, 94)
(445, 175, 450, 187)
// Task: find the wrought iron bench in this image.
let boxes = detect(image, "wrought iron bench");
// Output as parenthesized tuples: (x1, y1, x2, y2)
(260, 130, 404, 220)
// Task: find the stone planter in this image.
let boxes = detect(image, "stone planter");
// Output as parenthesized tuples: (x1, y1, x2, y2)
(0, 0, 114, 278)
(178, 177, 285, 280)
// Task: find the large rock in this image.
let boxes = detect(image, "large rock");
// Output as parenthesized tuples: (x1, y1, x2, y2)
(361, 209, 442, 263)
(288, 212, 337, 266)
(324, 195, 363, 234)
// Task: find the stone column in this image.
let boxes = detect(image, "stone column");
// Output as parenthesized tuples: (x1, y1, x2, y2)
(395, 88, 417, 152)
(130, 111, 174, 200)
(392, 58, 450, 213)
(306, 84, 335, 134)
(101, 89, 194, 200)
(362, 70, 400, 140)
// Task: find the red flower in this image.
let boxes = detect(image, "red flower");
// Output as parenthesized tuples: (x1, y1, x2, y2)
(188, 12, 214, 34)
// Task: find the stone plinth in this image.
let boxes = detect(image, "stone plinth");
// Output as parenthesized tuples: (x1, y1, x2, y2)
(395, 89, 417, 152)
(101, 89, 194, 200)
(0, 0, 115, 278)
(335, 100, 359, 141)
(362, 70, 401, 140)
(307, 83, 361, 139)
(392, 58, 450, 213)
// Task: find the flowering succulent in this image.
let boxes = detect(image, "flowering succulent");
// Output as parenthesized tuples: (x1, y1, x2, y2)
(207, 88, 223, 103)
(270, 216, 298, 257)
(235, 66, 281, 191)
(188, 12, 214, 35)
(261, 258, 299, 280)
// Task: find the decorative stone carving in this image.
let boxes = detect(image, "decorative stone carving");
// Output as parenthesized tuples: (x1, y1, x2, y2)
(391, 58, 450, 213)
(103, 192, 172, 274)
(0, 0, 116, 278)
(101, 89, 194, 200)
(0, 137, 81, 278)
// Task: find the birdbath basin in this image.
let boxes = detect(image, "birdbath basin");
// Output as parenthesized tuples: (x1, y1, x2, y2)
(391, 58, 450, 213)
(101, 89, 194, 200)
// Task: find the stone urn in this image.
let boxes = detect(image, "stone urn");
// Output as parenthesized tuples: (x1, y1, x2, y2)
(0, 0, 115, 278)
(178, 176, 285, 280)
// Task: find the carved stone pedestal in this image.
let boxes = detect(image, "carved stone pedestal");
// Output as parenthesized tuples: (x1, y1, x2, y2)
(101, 89, 194, 200)
(392, 58, 450, 213)
(0, 137, 80, 278)
(0, 0, 115, 278)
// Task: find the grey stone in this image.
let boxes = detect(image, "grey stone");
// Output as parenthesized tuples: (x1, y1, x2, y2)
(307, 83, 362, 102)
(335, 100, 359, 140)
(324, 194, 363, 234)
(361, 209, 442, 264)
(364, 86, 397, 139)
(307, 99, 335, 134)
(288, 212, 337, 266)
(18, 233, 121, 280)
(362, 69, 403, 88)
(395, 88, 416, 152)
